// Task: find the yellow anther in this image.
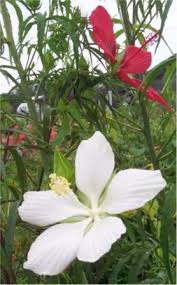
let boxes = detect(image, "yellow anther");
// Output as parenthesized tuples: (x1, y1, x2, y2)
(49, 173, 71, 196)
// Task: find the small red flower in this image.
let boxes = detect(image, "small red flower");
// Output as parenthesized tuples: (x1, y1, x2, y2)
(27, 123, 33, 130)
(89, 6, 173, 111)
(16, 132, 26, 144)
(27, 124, 57, 142)
(49, 128, 57, 141)
(1, 124, 26, 146)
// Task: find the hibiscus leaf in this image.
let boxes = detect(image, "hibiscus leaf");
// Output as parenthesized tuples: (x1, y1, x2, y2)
(54, 148, 74, 183)
(115, 29, 124, 38)
(145, 55, 176, 87)
(6, 0, 23, 45)
(10, 149, 27, 193)
(67, 100, 86, 130)
(5, 201, 19, 261)
(155, 0, 173, 51)
(160, 186, 176, 283)
(35, 12, 47, 64)
(71, 260, 88, 284)
(0, 69, 21, 89)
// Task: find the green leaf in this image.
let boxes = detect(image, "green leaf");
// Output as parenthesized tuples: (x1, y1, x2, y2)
(115, 29, 124, 38)
(54, 148, 74, 183)
(109, 251, 134, 283)
(145, 55, 176, 86)
(35, 12, 46, 62)
(160, 187, 176, 283)
(70, 32, 79, 70)
(138, 0, 145, 17)
(155, 0, 173, 51)
(71, 261, 88, 284)
(22, 21, 35, 42)
(128, 248, 151, 283)
(143, 199, 159, 219)
(112, 18, 122, 24)
(10, 149, 27, 193)
(20, 14, 35, 42)
(67, 100, 86, 130)
(0, 69, 21, 89)
(5, 201, 19, 260)
(6, 0, 23, 44)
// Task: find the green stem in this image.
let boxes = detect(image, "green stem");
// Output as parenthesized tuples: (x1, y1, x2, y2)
(138, 93, 159, 169)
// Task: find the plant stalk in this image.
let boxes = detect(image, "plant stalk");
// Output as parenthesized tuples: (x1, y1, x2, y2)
(138, 93, 159, 169)
(116, 0, 133, 44)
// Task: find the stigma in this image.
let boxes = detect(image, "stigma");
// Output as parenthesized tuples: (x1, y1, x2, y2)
(49, 173, 71, 196)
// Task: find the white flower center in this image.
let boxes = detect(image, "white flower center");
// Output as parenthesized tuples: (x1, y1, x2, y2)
(88, 207, 101, 222)
(49, 173, 71, 196)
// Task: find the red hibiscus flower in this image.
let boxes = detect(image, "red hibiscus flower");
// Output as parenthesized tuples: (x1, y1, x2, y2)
(89, 6, 173, 111)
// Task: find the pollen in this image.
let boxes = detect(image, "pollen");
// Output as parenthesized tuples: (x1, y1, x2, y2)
(49, 173, 71, 196)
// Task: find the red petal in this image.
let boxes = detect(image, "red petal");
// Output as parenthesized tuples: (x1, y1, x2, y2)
(117, 71, 141, 88)
(117, 71, 173, 111)
(19, 133, 26, 141)
(27, 123, 33, 130)
(8, 136, 16, 146)
(120, 46, 152, 74)
(16, 132, 26, 144)
(146, 87, 174, 112)
(2, 135, 16, 146)
(13, 124, 19, 130)
(89, 6, 116, 63)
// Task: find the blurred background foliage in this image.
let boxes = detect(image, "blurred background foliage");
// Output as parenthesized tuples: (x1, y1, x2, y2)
(0, 0, 176, 284)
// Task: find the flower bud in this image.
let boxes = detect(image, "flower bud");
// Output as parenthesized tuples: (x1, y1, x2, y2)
(25, 0, 41, 11)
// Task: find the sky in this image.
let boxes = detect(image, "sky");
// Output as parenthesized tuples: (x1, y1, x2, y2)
(0, 0, 176, 94)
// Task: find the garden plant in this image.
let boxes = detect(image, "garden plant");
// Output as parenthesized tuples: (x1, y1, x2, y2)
(0, 0, 176, 284)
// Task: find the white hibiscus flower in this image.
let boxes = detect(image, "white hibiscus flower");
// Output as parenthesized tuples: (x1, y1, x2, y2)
(18, 131, 166, 276)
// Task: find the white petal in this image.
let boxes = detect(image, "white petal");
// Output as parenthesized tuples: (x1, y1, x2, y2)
(75, 131, 114, 208)
(101, 169, 166, 214)
(18, 190, 89, 227)
(24, 219, 91, 275)
(77, 217, 126, 262)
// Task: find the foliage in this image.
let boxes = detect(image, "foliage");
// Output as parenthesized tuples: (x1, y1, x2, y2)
(0, 0, 176, 284)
